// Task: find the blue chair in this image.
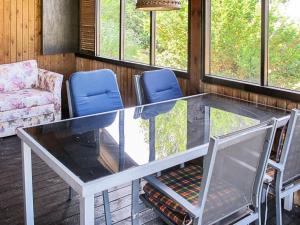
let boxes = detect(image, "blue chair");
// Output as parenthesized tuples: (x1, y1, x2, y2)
(133, 69, 183, 105)
(66, 69, 123, 225)
(67, 69, 124, 117)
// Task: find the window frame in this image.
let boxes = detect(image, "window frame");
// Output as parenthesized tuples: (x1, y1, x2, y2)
(93, 0, 190, 76)
(202, 0, 300, 102)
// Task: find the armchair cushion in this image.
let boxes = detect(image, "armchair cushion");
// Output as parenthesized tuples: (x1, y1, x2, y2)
(0, 89, 54, 112)
(0, 60, 38, 93)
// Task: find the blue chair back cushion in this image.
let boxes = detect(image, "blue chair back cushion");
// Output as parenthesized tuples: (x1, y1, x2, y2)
(142, 69, 183, 103)
(69, 69, 124, 117)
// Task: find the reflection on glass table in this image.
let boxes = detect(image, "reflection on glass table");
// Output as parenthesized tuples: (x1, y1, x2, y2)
(23, 94, 288, 183)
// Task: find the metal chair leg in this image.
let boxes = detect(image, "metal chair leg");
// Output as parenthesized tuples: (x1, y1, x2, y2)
(192, 217, 200, 225)
(261, 187, 267, 204)
(103, 190, 112, 225)
(276, 194, 283, 225)
(255, 205, 261, 225)
(284, 193, 294, 211)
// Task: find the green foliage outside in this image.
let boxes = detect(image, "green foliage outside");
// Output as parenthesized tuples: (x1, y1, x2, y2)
(268, 0, 300, 90)
(211, 0, 300, 91)
(100, 0, 120, 58)
(155, 0, 188, 70)
(124, 0, 150, 64)
(211, 0, 261, 83)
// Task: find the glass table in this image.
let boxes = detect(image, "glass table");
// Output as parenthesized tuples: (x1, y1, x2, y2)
(17, 93, 289, 225)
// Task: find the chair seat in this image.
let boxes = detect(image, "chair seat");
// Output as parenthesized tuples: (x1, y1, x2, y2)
(267, 167, 276, 181)
(0, 88, 54, 112)
(143, 164, 251, 225)
(143, 165, 203, 224)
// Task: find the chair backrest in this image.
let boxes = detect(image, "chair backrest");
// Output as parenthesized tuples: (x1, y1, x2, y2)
(198, 119, 277, 225)
(279, 109, 300, 185)
(134, 69, 183, 105)
(67, 69, 123, 117)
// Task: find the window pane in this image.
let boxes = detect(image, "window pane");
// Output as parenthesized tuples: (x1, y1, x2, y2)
(268, 0, 300, 91)
(99, 0, 120, 58)
(124, 0, 150, 64)
(155, 0, 188, 71)
(210, 0, 261, 83)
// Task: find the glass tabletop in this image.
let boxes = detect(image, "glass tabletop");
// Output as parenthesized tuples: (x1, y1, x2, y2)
(23, 93, 288, 183)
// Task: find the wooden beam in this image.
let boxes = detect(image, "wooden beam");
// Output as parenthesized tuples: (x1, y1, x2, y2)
(188, 0, 201, 95)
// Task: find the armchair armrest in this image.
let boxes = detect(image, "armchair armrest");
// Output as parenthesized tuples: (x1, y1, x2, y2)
(37, 69, 63, 93)
(268, 159, 284, 172)
(37, 69, 64, 119)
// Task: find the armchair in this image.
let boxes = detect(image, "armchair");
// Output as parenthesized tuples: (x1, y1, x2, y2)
(0, 60, 63, 137)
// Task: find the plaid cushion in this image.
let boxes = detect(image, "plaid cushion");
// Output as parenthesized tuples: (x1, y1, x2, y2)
(267, 167, 276, 180)
(143, 164, 254, 225)
(143, 165, 203, 225)
(265, 167, 277, 190)
(264, 125, 288, 187)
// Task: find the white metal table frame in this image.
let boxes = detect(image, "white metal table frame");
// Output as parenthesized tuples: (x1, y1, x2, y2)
(17, 101, 290, 225)
(18, 127, 210, 225)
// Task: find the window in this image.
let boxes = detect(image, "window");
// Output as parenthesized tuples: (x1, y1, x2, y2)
(156, 0, 188, 70)
(205, 0, 300, 92)
(268, 0, 300, 91)
(97, 0, 189, 71)
(124, 0, 150, 64)
(99, 0, 120, 58)
(210, 0, 261, 83)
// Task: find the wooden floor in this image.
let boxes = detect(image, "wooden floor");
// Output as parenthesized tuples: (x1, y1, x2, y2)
(0, 136, 299, 225)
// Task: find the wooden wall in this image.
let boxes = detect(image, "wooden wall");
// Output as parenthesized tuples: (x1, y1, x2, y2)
(76, 57, 188, 107)
(0, 0, 76, 116)
(201, 83, 300, 110)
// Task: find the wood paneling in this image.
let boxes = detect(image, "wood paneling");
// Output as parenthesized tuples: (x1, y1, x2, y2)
(202, 83, 300, 110)
(76, 57, 188, 107)
(0, 0, 76, 116)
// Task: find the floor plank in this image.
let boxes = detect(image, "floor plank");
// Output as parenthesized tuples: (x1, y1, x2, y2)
(0, 136, 299, 225)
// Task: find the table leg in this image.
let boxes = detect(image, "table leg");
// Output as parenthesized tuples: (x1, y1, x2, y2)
(22, 142, 34, 225)
(131, 179, 140, 225)
(80, 194, 94, 225)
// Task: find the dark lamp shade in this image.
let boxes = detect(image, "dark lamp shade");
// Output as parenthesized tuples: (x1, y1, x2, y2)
(136, 0, 181, 11)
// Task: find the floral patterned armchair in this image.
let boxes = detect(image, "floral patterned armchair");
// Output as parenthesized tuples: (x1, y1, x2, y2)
(0, 60, 63, 137)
